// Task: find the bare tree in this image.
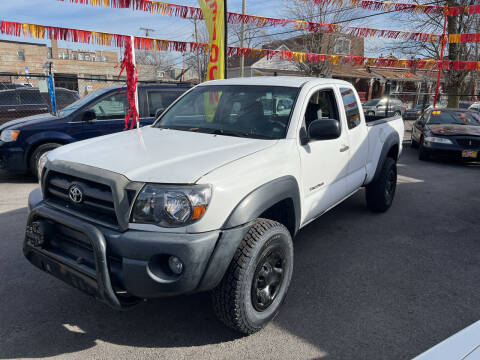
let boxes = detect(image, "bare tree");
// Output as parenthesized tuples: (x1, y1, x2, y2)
(135, 51, 175, 76)
(185, 20, 210, 82)
(280, 0, 363, 76)
(375, 0, 480, 107)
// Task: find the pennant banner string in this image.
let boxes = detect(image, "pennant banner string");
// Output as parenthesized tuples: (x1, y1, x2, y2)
(58, 0, 480, 17)
(1, 20, 479, 71)
(317, 0, 480, 17)
(58, 0, 443, 43)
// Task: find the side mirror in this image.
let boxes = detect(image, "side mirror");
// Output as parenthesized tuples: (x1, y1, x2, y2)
(155, 108, 165, 119)
(307, 119, 341, 141)
(82, 109, 96, 122)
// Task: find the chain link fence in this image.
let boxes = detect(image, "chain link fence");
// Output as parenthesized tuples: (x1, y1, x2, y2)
(0, 73, 181, 126)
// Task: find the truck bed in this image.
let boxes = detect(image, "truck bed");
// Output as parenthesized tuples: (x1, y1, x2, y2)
(364, 114, 402, 126)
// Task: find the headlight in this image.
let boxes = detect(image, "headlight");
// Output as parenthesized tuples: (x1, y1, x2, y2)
(131, 184, 212, 227)
(0, 130, 20, 142)
(424, 136, 453, 144)
(37, 152, 49, 184)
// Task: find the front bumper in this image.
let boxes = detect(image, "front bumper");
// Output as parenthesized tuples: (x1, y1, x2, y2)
(24, 189, 250, 309)
(0, 143, 26, 172)
(422, 141, 480, 160)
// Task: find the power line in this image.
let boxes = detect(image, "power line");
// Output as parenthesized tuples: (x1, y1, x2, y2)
(230, 0, 443, 45)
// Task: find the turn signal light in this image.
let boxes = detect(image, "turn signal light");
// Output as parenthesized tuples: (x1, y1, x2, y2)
(192, 205, 207, 220)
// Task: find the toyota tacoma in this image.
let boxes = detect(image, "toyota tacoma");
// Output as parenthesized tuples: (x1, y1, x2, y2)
(24, 77, 404, 334)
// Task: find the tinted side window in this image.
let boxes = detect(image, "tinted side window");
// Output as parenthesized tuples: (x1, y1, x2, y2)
(19, 90, 46, 105)
(340, 88, 361, 129)
(56, 91, 77, 105)
(0, 92, 18, 105)
(89, 91, 127, 120)
(304, 89, 340, 131)
(148, 90, 183, 117)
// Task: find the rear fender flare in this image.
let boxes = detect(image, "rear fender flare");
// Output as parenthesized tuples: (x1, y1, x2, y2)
(371, 132, 399, 183)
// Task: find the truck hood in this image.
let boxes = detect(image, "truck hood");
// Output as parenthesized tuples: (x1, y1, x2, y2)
(49, 126, 277, 183)
(427, 124, 480, 136)
(0, 113, 56, 131)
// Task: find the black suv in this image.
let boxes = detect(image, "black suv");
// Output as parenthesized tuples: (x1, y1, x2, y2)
(0, 87, 80, 125)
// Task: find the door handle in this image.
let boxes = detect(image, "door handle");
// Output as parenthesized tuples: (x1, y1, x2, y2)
(7, 109, 16, 112)
(340, 145, 349, 152)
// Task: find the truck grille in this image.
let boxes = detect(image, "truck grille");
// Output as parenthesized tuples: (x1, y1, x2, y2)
(455, 137, 480, 149)
(44, 171, 119, 228)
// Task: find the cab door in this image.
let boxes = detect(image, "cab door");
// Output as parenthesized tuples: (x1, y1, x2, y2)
(298, 87, 350, 224)
(338, 86, 368, 193)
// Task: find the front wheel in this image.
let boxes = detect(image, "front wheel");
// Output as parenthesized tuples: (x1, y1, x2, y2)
(212, 219, 293, 334)
(366, 157, 397, 213)
(29, 143, 62, 179)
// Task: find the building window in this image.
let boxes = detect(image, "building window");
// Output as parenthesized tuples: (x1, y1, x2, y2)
(71, 52, 78, 60)
(95, 55, 102, 62)
(78, 53, 85, 61)
(17, 50, 25, 61)
(84, 54, 91, 61)
(58, 52, 68, 60)
(103, 56, 108, 62)
(333, 37, 351, 55)
(47, 48, 52, 59)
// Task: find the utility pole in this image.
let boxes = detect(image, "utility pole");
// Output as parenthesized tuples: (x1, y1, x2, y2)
(194, 19, 202, 82)
(224, 0, 228, 79)
(140, 27, 155, 37)
(240, 0, 246, 77)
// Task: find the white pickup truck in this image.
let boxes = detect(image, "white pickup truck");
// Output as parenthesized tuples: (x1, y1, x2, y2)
(24, 77, 404, 334)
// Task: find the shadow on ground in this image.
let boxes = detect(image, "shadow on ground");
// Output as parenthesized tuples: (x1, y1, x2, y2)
(0, 148, 479, 359)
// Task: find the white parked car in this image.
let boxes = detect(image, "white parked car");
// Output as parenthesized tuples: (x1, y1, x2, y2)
(468, 102, 480, 112)
(24, 77, 404, 334)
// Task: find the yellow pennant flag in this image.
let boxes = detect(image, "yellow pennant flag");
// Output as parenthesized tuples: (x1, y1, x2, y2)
(198, 0, 225, 80)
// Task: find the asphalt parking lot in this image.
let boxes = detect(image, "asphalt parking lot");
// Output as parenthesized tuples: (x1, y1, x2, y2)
(0, 146, 479, 360)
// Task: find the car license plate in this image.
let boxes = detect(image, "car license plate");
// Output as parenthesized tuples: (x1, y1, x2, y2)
(462, 150, 478, 158)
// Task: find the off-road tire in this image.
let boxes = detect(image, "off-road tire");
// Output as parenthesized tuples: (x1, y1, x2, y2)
(29, 143, 61, 178)
(366, 157, 397, 213)
(212, 219, 293, 335)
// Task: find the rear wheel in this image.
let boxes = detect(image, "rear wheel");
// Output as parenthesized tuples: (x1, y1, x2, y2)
(29, 143, 61, 178)
(366, 157, 397, 213)
(212, 219, 293, 334)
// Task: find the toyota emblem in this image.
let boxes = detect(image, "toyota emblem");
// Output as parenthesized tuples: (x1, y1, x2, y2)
(68, 184, 84, 204)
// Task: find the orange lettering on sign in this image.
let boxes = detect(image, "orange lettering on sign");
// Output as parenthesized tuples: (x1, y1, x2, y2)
(209, 65, 218, 80)
(210, 44, 219, 62)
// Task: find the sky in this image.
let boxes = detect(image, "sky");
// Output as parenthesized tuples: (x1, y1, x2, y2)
(0, 0, 413, 67)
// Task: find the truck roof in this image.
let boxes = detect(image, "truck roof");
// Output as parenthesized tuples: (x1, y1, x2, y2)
(200, 76, 353, 88)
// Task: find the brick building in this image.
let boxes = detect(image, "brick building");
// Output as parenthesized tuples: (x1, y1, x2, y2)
(0, 39, 172, 96)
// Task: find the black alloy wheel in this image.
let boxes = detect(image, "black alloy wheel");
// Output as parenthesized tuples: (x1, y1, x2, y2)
(251, 249, 286, 312)
(384, 167, 397, 204)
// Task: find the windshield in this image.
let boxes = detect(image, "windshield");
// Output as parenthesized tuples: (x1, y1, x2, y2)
(427, 110, 480, 126)
(415, 104, 428, 110)
(364, 99, 380, 106)
(58, 87, 118, 116)
(155, 85, 299, 139)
